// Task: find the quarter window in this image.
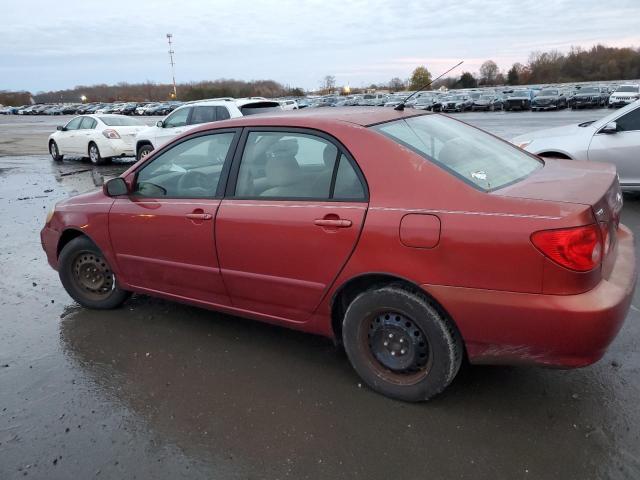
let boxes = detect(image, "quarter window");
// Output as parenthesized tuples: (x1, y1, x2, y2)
(134, 133, 235, 198)
(164, 107, 190, 128)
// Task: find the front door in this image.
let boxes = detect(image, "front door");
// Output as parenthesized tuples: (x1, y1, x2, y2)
(216, 129, 369, 322)
(589, 106, 640, 187)
(155, 106, 192, 148)
(57, 116, 84, 154)
(109, 130, 238, 305)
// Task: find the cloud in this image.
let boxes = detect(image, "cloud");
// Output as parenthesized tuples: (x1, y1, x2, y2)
(0, 0, 638, 91)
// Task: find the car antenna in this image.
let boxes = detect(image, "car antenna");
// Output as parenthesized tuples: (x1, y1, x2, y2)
(394, 61, 464, 111)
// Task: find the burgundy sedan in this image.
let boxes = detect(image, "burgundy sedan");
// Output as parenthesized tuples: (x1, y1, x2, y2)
(41, 108, 636, 401)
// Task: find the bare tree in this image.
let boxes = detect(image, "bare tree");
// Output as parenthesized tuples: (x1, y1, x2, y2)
(479, 60, 499, 85)
(389, 77, 405, 91)
(321, 75, 336, 94)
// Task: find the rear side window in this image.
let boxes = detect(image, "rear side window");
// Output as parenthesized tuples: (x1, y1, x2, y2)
(80, 117, 97, 129)
(372, 115, 542, 191)
(233, 131, 366, 201)
(190, 106, 216, 125)
(240, 102, 282, 116)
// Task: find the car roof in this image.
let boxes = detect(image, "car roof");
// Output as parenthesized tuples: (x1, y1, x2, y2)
(189, 107, 430, 132)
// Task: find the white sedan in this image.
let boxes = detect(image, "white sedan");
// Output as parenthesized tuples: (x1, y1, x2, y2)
(512, 101, 640, 190)
(48, 114, 146, 165)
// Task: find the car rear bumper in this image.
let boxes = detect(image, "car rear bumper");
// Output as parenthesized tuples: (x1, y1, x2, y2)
(423, 224, 636, 368)
(98, 138, 136, 157)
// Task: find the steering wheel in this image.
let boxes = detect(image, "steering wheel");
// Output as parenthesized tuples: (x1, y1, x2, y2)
(177, 171, 210, 194)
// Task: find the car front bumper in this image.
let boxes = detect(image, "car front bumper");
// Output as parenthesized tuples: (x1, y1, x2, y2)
(40, 225, 61, 270)
(423, 224, 636, 368)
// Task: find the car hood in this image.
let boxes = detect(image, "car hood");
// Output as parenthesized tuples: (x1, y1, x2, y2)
(56, 189, 112, 208)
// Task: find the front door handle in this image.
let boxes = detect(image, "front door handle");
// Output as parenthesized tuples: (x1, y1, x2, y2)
(314, 218, 352, 228)
(186, 212, 212, 220)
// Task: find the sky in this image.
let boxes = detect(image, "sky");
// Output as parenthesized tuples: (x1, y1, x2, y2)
(1, 0, 639, 93)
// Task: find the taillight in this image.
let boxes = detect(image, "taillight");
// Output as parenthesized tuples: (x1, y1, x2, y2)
(531, 224, 602, 272)
(102, 129, 121, 139)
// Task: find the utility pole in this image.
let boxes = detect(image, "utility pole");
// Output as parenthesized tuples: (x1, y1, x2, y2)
(166, 33, 177, 100)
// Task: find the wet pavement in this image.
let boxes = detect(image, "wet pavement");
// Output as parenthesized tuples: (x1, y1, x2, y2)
(1, 110, 639, 479)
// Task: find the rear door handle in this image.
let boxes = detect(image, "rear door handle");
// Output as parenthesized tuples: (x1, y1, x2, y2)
(186, 213, 212, 220)
(314, 218, 352, 228)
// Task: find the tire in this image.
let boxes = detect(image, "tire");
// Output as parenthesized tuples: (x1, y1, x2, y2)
(137, 144, 154, 161)
(58, 236, 130, 309)
(88, 142, 109, 165)
(49, 141, 63, 162)
(342, 285, 463, 402)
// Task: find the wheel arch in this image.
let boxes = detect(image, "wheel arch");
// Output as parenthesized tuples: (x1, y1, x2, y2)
(57, 228, 95, 258)
(330, 272, 461, 347)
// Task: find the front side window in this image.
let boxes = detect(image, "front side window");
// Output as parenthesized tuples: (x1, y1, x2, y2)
(371, 115, 542, 191)
(164, 107, 190, 128)
(616, 107, 640, 132)
(65, 117, 83, 130)
(233, 131, 366, 201)
(134, 133, 235, 198)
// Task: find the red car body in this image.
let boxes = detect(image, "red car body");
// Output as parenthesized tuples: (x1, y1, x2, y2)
(41, 108, 636, 369)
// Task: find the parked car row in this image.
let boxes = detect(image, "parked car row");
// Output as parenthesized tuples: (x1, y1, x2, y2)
(48, 97, 284, 164)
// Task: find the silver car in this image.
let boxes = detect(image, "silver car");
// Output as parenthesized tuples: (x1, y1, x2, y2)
(512, 101, 640, 191)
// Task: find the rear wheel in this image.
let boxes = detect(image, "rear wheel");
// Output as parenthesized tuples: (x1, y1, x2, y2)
(49, 141, 63, 161)
(88, 142, 109, 165)
(342, 285, 463, 402)
(58, 236, 130, 309)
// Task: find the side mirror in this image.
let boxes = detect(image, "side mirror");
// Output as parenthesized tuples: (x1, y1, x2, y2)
(103, 177, 129, 197)
(56, 125, 65, 131)
(600, 121, 618, 134)
(156, 120, 164, 128)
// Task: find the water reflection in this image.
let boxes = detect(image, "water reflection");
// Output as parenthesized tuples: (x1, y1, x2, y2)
(59, 295, 623, 479)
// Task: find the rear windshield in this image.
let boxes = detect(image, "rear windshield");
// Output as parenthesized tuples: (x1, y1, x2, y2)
(371, 115, 542, 191)
(99, 116, 143, 126)
(240, 102, 282, 116)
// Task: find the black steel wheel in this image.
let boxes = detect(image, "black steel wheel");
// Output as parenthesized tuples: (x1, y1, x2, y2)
(58, 236, 130, 309)
(342, 285, 463, 401)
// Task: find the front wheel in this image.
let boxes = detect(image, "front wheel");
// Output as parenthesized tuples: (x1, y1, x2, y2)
(137, 144, 154, 161)
(342, 285, 463, 402)
(58, 236, 130, 309)
(49, 141, 63, 161)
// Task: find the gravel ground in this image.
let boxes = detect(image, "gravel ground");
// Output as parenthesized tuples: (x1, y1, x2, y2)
(0, 108, 638, 480)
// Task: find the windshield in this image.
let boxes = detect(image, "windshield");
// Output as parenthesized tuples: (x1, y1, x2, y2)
(99, 116, 143, 126)
(510, 91, 529, 97)
(578, 87, 598, 94)
(616, 85, 639, 93)
(371, 115, 542, 191)
(540, 89, 558, 96)
(479, 95, 493, 100)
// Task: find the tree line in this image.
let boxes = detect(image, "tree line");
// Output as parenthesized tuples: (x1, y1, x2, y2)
(389, 44, 640, 91)
(0, 79, 303, 106)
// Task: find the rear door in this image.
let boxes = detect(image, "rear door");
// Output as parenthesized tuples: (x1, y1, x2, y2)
(215, 128, 368, 322)
(588, 105, 640, 187)
(109, 130, 239, 305)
